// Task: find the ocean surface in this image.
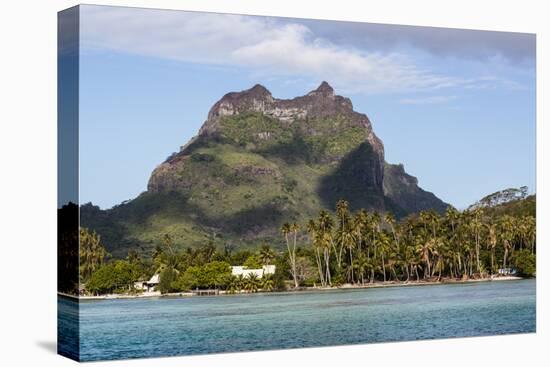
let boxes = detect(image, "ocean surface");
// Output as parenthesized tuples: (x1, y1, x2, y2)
(58, 279, 536, 361)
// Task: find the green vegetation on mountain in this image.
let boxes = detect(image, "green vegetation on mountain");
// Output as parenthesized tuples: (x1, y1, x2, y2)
(81, 83, 451, 258)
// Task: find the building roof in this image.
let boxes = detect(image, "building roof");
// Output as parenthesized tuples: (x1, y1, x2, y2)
(148, 274, 160, 284)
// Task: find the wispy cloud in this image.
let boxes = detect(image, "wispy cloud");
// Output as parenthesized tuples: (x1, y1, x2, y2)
(399, 95, 457, 105)
(80, 5, 525, 95)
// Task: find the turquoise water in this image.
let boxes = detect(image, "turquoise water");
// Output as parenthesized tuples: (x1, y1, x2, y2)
(58, 279, 535, 361)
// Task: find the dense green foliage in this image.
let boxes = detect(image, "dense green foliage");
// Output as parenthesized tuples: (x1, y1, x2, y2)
(301, 198, 535, 286)
(514, 250, 536, 277)
(157, 267, 178, 294)
(86, 260, 141, 295)
(173, 261, 232, 291)
(79, 227, 109, 282)
(58, 203, 79, 295)
(80, 230, 289, 295)
(482, 194, 536, 218)
(80, 188, 536, 295)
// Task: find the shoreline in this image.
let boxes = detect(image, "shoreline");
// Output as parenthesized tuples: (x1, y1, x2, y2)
(61, 275, 526, 301)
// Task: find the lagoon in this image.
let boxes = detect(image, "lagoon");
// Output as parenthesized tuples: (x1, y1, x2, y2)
(59, 279, 535, 361)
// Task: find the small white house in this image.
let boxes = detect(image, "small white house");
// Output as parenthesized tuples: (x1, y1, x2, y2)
(231, 265, 276, 279)
(134, 274, 160, 292)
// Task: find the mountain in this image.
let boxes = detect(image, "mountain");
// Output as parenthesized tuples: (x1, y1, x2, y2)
(81, 82, 448, 258)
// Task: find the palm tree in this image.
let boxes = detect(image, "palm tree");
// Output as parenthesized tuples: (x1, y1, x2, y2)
(431, 237, 448, 280)
(227, 276, 238, 294)
(471, 208, 484, 275)
(299, 201, 534, 285)
(290, 222, 300, 286)
(262, 275, 274, 292)
(281, 222, 299, 288)
(502, 239, 511, 269)
(487, 223, 497, 274)
(337, 225, 357, 283)
(419, 211, 430, 234)
(335, 199, 350, 269)
(376, 232, 391, 282)
(444, 207, 461, 277)
(371, 212, 381, 248)
(384, 212, 399, 246)
(307, 219, 325, 287)
(259, 244, 275, 266)
(416, 237, 434, 279)
(235, 274, 245, 292)
(521, 216, 536, 254)
(318, 210, 334, 286)
(336, 200, 349, 228)
(500, 215, 515, 269)
(457, 211, 473, 277)
(79, 228, 108, 281)
(526, 216, 536, 254)
(354, 254, 369, 285)
(244, 273, 260, 293)
(403, 244, 417, 282)
(354, 209, 368, 253)
(320, 231, 333, 286)
(445, 207, 459, 233)
(370, 212, 381, 281)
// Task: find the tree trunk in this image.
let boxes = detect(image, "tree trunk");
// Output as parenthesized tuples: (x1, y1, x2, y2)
(503, 248, 508, 269)
(475, 234, 481, 274)
(382, 253, 386, 282)
(315, 248, 325, 287)
(292, 231, 298, 288)
(391, 267, 398, 282)
(349, 249, 354, 284)
(324, 249, 332, 286)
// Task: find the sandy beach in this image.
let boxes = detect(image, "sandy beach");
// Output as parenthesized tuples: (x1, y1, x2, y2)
(61, 275, 525, 300)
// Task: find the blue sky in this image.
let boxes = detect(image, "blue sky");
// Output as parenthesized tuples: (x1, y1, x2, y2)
(78, 5, 536, 210)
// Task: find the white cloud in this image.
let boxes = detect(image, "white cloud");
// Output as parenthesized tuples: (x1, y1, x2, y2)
(79, 5, 521, 95)
(399, 95, 457, 105)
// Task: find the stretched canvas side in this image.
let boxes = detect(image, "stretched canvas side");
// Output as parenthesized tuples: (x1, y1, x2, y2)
(57, 5, 80, 362)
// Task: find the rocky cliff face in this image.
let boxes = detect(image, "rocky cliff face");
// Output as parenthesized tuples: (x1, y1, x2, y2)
(383, 163, 448, 215)
(148, 82, 385, 197)
(83, 82, 448, 257)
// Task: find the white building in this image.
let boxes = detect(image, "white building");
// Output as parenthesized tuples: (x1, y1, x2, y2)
(497, 268, 517, 275)
(134, 274, 160, 292)
(231, 265, 276, 279)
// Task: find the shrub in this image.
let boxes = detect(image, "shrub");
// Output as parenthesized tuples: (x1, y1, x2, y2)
(158, 267, 179, 294)
(85, 260, 141, 295)
(174, 261, 232, 290)
(514, 249, 536, 277)
(243, 255, 262, 269)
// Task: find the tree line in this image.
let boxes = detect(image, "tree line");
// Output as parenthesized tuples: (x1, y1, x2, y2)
(80, 230, 288, 295)
(80, 197, 535, 295)
(282, 200, 535, 288)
